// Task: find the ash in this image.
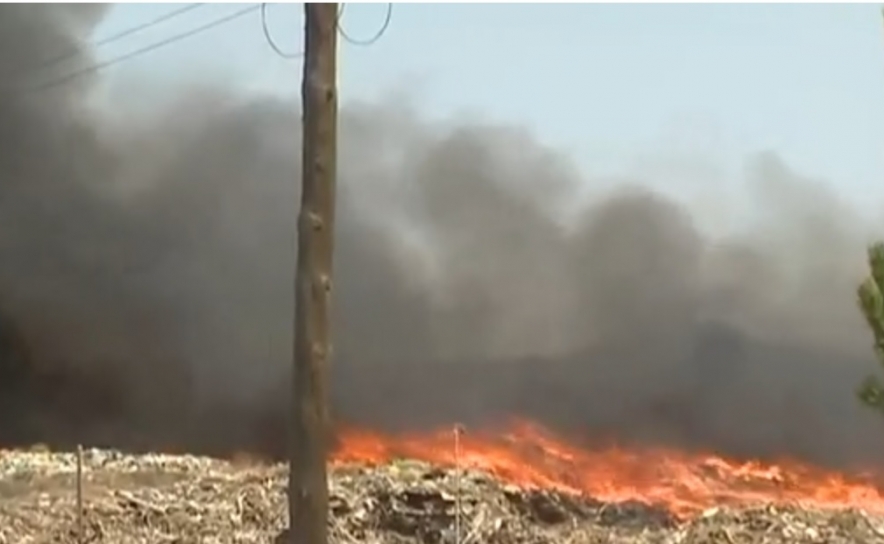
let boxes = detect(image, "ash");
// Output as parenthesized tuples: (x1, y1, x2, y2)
(0, 448, 882, 544)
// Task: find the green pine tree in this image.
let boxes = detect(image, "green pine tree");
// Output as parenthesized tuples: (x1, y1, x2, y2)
(857, 242, 884, 410)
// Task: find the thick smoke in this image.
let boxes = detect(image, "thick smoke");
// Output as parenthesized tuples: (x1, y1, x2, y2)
(2, 5, 884, 471)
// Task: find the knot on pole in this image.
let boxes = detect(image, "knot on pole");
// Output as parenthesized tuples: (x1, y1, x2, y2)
(306, 211, 323, 231)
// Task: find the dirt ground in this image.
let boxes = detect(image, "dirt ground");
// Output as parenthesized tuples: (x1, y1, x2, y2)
(1, 447, 884, 544)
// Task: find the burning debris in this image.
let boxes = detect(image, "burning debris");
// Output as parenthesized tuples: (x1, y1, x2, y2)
(334, 421, 884, 518)
(2, 441, 884, 544)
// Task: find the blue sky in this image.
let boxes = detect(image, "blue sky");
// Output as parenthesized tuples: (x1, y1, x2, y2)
(86, 3, 884, 217)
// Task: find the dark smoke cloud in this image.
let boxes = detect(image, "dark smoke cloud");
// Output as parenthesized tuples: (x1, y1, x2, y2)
(2, 5, 884, 471)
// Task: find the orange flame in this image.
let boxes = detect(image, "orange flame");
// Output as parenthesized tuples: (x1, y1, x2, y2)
(331, 419, 884, 518)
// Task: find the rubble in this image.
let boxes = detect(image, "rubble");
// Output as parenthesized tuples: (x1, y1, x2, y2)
(0, 448, 883, 543)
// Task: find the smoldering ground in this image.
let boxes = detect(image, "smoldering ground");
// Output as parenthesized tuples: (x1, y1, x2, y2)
(1, 4, 883, 471)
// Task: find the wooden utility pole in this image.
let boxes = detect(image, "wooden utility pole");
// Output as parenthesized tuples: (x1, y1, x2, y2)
(289, 4, 338, 544)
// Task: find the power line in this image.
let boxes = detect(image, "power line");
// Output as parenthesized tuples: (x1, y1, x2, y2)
(260, 2, 393, 61)
(8, 3, 205, 83)
(10, 1, 393, 96)
(337, 3, 393, 47)
(15, 4, 260, 96)
(261, 3, 303, 59)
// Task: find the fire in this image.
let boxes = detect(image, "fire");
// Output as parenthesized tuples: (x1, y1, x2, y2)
(331, 419, 884, 518)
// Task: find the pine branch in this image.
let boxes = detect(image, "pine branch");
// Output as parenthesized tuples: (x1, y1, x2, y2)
(857, 242, 884, 411)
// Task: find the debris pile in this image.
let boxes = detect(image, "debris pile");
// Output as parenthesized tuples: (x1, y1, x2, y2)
(0, 448, 883, 543)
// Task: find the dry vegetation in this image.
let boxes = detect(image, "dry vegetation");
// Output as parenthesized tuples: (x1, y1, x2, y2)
(0, 448, 883, 544)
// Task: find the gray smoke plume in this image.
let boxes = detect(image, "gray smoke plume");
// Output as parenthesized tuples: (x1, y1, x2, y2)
(1, 5, 884, 471)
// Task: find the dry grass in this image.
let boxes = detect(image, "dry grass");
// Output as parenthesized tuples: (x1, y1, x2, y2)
(1, 448, 883, 543)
